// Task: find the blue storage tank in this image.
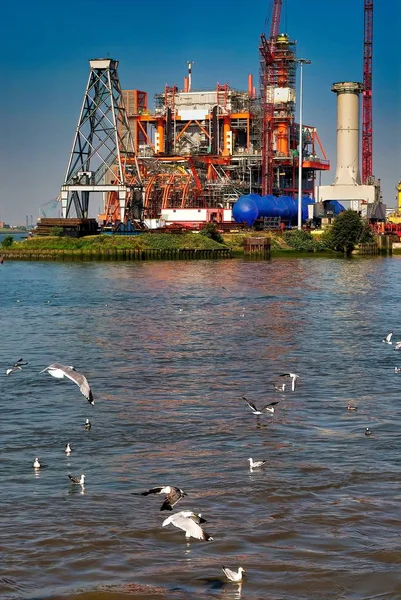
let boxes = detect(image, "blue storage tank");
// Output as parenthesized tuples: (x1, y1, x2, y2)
(233, 194, 314, 225)
(232, 194, 260, 226)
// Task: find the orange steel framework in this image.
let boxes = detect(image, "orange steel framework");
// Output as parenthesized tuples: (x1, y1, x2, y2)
(100, 7, 330, 226)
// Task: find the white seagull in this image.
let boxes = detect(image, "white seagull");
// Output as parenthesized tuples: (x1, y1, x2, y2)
(84, 418, 91, 430)
(33, 457, 41, 469)
(248, 457, 266, 469)
(274, 383, 286, 392)
(68, 474, 85, 486)
(222, 566, 245, 582)
(395, 367, 401, 373)
(133, 485, 186, 511)
(65, 443, 72, 454)
(242, 396, 279, 415)
(394, 342, 401, 351)
(383, 332, 393, 344)
(6, 358, 28, 375)
(40, 363, 94, 405)
(280, 372, 300, 391)
(162, 511, 213, 541)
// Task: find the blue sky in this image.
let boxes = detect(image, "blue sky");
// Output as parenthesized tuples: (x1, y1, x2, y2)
(1, 0, 400, 224)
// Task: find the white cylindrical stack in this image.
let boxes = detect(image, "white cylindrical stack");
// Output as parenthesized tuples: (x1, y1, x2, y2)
(332, 82, 363, 186)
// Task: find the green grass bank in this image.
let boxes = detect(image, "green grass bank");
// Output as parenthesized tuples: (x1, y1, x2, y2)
(0, 230, 346, 260)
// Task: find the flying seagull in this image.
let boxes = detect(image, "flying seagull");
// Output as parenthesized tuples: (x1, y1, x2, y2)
(33, 457, 41, 469)
(394, 342, 401, 351)
(383, 332, 393, 344)
(40, 363, 94, 404)
(395, 367, 401, 374)
(65, 443, 72, 454)
(133, 485, 186, 511)
(162, 511, 213, 541)
(274, 383, 286, 392)
(68, 474, 85, 485)
(222, 566, 245, 582)
(280, 372, 300, 391)
(248, 457, 266, 469)
(84, 418, 91, 430)
(6, 358, 28, 375)
(242, 396, 279, 415)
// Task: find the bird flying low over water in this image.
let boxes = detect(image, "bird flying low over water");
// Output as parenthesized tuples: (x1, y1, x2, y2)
(68, 474, 85, 485)
(395, 367, 401, 374)
(248, 457, 266, 469)
(394, 342, 401, 351)
(6, 358, 28, 375)
(40, 363, 94, 405)
(162, 511, 213, 541)
(133, 485, 186, 511)
(222, 566, 245, 582)
(274, 383, 286, 392)
(280, 373, 300, 391)
(242, 396, 279, 415)
(383, 332, 393, 344)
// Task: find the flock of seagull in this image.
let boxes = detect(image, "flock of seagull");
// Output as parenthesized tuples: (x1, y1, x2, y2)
(6, 360, 93, 474)
(9, 336, 394, 587)
(7, 356, 302, 585)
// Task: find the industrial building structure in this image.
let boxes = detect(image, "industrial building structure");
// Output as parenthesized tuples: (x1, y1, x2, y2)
(54, 0, 387, 232)
(98, 50, 330, 229)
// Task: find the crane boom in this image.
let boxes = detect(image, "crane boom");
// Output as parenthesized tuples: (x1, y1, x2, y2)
(362, 0, 373, 183)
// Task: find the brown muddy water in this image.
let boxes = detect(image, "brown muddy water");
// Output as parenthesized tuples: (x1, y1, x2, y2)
(1, 257, 401, 600)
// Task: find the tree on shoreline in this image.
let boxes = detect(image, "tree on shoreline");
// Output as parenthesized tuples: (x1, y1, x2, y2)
(1, 235, 14, 248)
(324, 210, 373, 256)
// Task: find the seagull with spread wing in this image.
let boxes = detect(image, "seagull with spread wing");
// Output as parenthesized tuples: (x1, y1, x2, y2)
(40, 363, 94, 405)
(162, 511, 213, 541)
(383, 332, 393, 344)
(280, 372, 300, 391)
(6, 358, 28, 375)
(133, 485, 186, 511)
(242, 396, 279, 415)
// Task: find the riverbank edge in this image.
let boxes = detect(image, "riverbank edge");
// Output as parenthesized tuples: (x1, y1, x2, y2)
(0, 246, 348, 261)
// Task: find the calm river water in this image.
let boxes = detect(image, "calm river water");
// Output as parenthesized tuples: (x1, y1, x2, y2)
(1, 257, 401, 600)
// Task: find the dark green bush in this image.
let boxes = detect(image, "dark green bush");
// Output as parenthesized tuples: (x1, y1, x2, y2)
(324, 210, 373, 255)
(50, 226, 63, 237)
(283, 229, 326, 252)
(199, 223, 224, 244)
(1, 235, 13, 248)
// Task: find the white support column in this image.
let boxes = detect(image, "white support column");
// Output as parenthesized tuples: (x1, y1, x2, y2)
(119, 190, 126, 222)
(61, 190, 68, 218)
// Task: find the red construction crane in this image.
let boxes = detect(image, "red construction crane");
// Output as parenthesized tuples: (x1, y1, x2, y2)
(260, 0, 283, 195)
(362, 0, 373, 184)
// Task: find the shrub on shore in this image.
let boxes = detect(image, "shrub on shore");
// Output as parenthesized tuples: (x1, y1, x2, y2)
(323, 210, 373, 255)
(283, 229, 327, 252)
(1, 235, 14, 248)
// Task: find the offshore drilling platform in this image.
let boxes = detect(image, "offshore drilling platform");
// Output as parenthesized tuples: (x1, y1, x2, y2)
(57, 0, 381, 232)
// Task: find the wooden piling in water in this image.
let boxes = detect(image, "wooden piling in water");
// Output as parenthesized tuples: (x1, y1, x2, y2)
(243, 237, 271, 259)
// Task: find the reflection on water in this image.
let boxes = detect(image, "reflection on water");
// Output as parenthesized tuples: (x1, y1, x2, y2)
(2, 257, 401, 599)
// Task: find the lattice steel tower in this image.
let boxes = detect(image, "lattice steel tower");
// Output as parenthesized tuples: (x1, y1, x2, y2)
(60, 58, 142, 220)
